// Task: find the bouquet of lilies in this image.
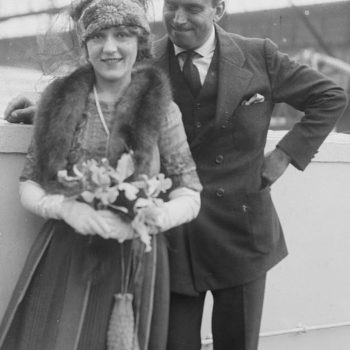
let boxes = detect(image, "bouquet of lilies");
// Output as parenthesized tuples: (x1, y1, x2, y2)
(57, 151, 172, 350)
(57, 152, 172, 251)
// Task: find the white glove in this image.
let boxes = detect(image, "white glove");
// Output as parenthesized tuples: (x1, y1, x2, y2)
(98, 210, 134, 242)
(19, 180, 65, 219)
(140, 187, 201, 233)
(59, 200, 113, 238)
(19, 180, 126, 239)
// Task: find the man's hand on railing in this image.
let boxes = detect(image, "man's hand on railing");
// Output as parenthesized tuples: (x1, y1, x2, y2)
(4, 95, 36, 124)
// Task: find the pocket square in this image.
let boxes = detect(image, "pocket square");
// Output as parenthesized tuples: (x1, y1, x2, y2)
(241, 93, 265, 106)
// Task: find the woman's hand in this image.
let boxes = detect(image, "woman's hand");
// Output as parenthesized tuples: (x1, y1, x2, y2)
(98, 210, 134, 242)
(59, 200, 135, 241)
(60, 200, 112, 239)
(136, 206, 163, 235)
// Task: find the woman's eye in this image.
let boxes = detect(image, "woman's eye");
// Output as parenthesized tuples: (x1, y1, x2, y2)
(114, 32, 131, 40)
(116, 32, 129, 38)
(90, 33, 103, 40)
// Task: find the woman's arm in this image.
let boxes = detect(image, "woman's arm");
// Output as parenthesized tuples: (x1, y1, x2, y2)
(150, 101, 202, 233)
(145, 187, 201, 233)
(19, 180, 133, 240)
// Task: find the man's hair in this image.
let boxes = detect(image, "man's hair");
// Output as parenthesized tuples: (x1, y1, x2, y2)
(212, 0, 220, 6)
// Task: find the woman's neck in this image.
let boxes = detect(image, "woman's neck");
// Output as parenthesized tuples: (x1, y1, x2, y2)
(94, 75, 131, 104)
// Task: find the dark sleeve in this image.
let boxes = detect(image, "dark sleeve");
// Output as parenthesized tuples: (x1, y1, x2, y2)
(264, 38, 348, 170)
(158, 101, 202, 192)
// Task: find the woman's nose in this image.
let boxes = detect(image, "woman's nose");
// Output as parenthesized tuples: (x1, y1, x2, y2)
(173, 8, 187, 25)
(102, 35, 118, 53)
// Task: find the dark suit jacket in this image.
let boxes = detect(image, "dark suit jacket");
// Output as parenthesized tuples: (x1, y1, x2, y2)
(152, 25, 348, 295)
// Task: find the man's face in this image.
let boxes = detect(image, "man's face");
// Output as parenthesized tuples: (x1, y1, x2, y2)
(163, 0, 225, 50)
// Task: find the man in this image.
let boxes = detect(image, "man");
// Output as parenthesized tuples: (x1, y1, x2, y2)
(4, 1, 348, 349)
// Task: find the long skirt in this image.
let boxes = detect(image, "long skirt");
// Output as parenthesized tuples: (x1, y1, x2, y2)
(0, 220, 169, 350)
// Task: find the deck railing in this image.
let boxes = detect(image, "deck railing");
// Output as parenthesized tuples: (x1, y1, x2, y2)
(1, 122, 350, 349)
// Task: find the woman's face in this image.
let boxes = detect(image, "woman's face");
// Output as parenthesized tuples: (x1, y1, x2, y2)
(86, 26, 138, 84)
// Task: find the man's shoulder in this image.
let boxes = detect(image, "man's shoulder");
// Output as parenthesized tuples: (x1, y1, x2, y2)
(220, 28, 267, 51)
(216, 26, 279, 61)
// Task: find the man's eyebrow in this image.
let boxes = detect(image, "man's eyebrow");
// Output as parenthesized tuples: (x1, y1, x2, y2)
(185, 4, 203, 9)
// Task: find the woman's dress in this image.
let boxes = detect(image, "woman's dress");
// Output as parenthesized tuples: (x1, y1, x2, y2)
(0, 93, 201, 350)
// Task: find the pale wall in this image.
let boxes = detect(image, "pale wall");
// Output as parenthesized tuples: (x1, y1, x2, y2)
(0, 122, 44, 322)
(1, 122, 350, 349)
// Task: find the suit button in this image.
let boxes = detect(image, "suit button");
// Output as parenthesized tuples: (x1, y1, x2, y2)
(193, 103, 201, 111)
(195, 121, 202, 128)
(216, 188, 225, 197)
(215, 154, 224, 164)
(221, 124, 227, 129)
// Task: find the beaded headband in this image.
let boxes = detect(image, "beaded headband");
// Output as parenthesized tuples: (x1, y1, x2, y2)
(71, 0, 150, 44)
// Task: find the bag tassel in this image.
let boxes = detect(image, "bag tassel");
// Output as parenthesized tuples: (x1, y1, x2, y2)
(107, 293, 140, 350)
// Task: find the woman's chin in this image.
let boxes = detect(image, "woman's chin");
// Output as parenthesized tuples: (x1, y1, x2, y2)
(97, 71, 128, 84)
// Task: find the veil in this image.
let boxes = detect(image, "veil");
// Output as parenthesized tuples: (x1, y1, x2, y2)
(34, 6, 83, 78)
(34, 0, 156, 79)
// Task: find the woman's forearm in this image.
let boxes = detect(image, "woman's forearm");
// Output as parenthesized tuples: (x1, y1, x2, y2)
(157, 187, 201, 232)
(19, 180, 113, 238)
(19, 180, 65, 219)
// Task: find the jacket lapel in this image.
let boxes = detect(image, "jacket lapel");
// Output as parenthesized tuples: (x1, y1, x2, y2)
(215, 25, 253, 128)
(152, 29, 253, 146)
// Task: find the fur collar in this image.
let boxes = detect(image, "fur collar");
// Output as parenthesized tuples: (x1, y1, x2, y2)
(33, 63, 172, 191)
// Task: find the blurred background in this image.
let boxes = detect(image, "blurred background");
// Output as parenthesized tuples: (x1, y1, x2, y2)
(0, 0, 350, 131)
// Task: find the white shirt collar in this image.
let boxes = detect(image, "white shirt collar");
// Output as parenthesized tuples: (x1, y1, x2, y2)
(173, 26, 216, 57)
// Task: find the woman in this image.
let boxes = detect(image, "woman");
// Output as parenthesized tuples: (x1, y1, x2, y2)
(0, 1, 202, 349)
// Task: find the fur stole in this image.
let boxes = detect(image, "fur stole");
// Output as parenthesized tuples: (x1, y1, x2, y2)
(33, 63, 172, 192)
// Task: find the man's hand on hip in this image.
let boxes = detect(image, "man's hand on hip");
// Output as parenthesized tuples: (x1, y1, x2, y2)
(262, 148, 291, 186)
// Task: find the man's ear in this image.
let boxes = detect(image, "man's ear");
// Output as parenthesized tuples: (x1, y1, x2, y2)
(214, 1, 226, 22)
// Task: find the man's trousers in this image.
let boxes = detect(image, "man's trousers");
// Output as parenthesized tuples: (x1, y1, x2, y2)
(166, 274, 266, 350)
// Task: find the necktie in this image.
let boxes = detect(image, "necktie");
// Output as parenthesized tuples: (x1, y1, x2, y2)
(181, 50, 202, 96)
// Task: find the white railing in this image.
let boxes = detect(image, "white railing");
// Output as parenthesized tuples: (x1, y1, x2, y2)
(1, 124, 350, 350)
